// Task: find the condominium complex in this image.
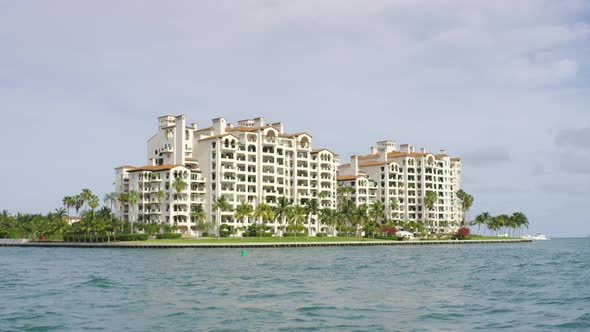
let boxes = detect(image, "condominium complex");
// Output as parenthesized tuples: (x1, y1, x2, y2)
(337, 141, 463, 232)
(114, 115, 338, 236)
(114, 115, 462, 236)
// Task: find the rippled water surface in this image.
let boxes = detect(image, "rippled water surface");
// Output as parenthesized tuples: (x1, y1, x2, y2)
(1, 239, 589, 331)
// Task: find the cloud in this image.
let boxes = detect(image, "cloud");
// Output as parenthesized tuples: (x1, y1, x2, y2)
(0, 0, 589, 236)
(461, 146, 512, 166)
(559, 157, 590, 174)
(536, 182, 590, 195)
(555, 127, 590, 149)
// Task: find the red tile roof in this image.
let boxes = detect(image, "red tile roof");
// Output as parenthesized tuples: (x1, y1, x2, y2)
(358, 161, 391, 167)
(127, 164, 185, 172)
(337, 175, 359, 181)
(198, 134, 238, 141)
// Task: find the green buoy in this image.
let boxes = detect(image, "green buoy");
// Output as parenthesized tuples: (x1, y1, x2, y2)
(241, 250, 247, 256)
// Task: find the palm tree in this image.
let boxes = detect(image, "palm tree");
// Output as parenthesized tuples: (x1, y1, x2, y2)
(305, 199, 320, 235)
(103, 192, 117, 212)
(234, 201, 253, 228)
(457, 189, 474, 226)
(172, 176, 188, 223)
(80, 188, 93, 212)
(274, 196, 291, 231)
(88, 194, 100, 219)
(289, 205, 307, 239)
(127, 190, 139, 233)
(155, 190, 165, 223)
(116, 192, 129, 220)
(511, 212, 528, 237)
(172, 176, 188, 194)
(352, 204, 369, 237)
(389, 198, 399, 220)
(369, 201, 386, 225)
(471, 212, 491, 235)
(212, 196, 232, 239)
(319, 208, 338, 236)
(62, 196, 76, 216)
(190, 204, 208, 236)
(424, 191, 438, 233)
(253, 203, 274, 237)
(74, 195, 83, 217)
(337, 186, 354, 209)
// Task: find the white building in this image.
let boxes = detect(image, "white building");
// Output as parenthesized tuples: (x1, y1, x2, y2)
(115, 115, 339, 236)
(337, 140, 463, 233)
(114, 115, 463, 236)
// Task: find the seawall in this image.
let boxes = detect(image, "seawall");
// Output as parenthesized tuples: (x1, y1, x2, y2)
(0, 239, 532, 249)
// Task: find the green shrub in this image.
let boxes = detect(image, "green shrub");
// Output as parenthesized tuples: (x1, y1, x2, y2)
(242, 231, 272, 237)
(372, 235, 398, 240)
(156, 233, 182, 239)
(8, 229, 25, 239)
(316, 232, 327, 238)
(283, 232, 307, 237)
(202, 232, 209, 237)
(116, 234, 148, 241)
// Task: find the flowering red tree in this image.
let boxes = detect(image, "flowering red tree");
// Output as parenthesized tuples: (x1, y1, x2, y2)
(456, 227, 470, 239)
(380, 225, 397, 237)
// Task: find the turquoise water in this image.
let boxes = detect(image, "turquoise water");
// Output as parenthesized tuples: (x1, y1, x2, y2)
(1, 239, 589, 331)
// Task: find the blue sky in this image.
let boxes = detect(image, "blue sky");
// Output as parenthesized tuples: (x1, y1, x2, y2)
(1, 1, 589, 236)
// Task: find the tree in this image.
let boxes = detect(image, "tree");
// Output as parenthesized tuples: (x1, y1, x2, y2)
(172, 176, 188, 194)
(389, 198, 399, 219)
(319, 208, 337, 236)
(212, 196, 232, 239)
(305, 199, 320, 235)
(189, 204, 208, 236)
(103, 192, 117, 212)
(88, 194, 100, 218)
(511, 212, 528, 237)
(274, 196, 291, 230)
(117, 192, 129, 220)
(74, 195, 83, 217)
(253, 203, 274, 237)
(288, 205, 307, 239)
(62, 196, 76, 216)
(352, 204, 369, 237)
(369, 201, 386, 226)
(471, 212, 491, 235)
(234, 201, 253, 227)
(424, 191, 438, 233)
(127, 190, 139, 233)
(80, 188, 94, 212)
(457, 189, 474, 226)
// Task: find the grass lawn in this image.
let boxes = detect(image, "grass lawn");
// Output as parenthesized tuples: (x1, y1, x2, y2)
(141, 236, 392, 244)
(468, 235, 521, 240)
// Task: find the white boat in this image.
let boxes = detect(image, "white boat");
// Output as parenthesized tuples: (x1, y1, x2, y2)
(522, 233, 550, 240)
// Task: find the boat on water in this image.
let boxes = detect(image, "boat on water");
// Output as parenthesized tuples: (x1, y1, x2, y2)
(522, 233, 550, 240)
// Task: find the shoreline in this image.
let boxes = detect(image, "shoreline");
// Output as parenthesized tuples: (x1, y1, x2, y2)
(1, 239, 532, 249)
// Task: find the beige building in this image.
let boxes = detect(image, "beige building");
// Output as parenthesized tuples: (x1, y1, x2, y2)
(337, 140, 463, 233)
(114, 115, 462, 236)
(115, 115, 338, 236)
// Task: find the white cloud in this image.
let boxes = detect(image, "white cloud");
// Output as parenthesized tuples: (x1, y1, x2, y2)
(0, 0, 589, 234)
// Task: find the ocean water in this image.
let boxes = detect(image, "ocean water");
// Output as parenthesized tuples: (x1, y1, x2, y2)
(1, 239, 589, 331)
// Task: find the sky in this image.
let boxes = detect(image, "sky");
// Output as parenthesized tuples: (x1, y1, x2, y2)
(1, 0, 589, 236)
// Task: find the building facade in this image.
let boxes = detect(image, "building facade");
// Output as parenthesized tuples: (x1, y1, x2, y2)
(337, 140, 463, 233)
(114, 115, 339, 236)
(115, 115, 463, 236)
